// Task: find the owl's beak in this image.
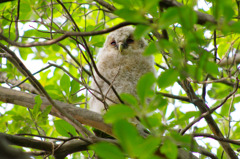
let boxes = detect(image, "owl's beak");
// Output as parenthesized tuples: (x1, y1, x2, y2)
(118, 42, 124, 53)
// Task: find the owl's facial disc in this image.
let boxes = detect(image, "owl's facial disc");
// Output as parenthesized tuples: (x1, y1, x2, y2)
(110, 37, 134, 54)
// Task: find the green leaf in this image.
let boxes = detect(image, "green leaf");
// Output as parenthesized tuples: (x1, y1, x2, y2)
(178, 6, 197, 30)
(60, 74, 71, 96)
(143, 42, 159, 55)
(33, 95, 42, 119)
(113, 120, 143, 156)
(104, 104, 135, 123)
(120, 93, 138, 107)
(112, 0, 132, 7)
(91, 35, 105, 47)
(137, 136, 161, 159)
(19, 1, 31, 19)
(149, 94, 168, 111)
(160, 139, 178, 159)
(179, 111, 199, 122)
(54, 120, 77, 137)
(70, 94, 85, 103)
(137, 72, 156, 104)
(223, 5, 234, 22)
(23, 29, 36, 37)
(204, 61, 219, 75)
(170, 111, 200, 127)
(157, 69, 179, 89)
(159, 7, 179, 29)
(90, 142, 125, 159)
(19, 47, 32, 61)
(134, 25, 151, 40)
(39, 105, 52, 122)
(114, 8, 147, 23)
(208, 83, 232, 99)
(70, 80, 80, 95)
(185, 64, 202, 81)
(143, 113, 162, 128)
(143, 0, 160, 11)
(230, 21, 240, 33)
(170, 132, 192, 149)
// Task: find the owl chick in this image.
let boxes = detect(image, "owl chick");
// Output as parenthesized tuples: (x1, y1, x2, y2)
(89, 26, 155, 114)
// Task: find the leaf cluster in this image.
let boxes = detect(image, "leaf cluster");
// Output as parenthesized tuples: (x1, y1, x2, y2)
(1, 0, 240, 158)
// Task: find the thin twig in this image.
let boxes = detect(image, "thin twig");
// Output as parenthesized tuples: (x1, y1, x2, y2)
(157, 92, 190, 102)
(193, 133, 240, 145)
(180, 78, 239, 135)
(13, 0, 20, 42)
(0, 22, 135, 47)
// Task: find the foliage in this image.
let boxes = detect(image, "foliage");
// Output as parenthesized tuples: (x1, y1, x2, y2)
(0, 0, 240, 158)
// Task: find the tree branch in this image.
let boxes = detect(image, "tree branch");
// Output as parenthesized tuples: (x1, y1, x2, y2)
(218, 53, 240, 66)
(0, 43, 96, 139)
(193, 133, 240, 146)
(0, 134, 30, 159)
(0, 72, 38, 94)
(0, 22, 134, 47)
(159, 0, 217, 25)
(93, 0, 116, 12)
(0, 86, 113, 136)
(180, 80, 238, 159)
(157, 92, 190, 102)
(0, 133, 91, 159)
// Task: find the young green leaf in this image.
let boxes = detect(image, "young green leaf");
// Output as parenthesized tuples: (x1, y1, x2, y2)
(137, 136, 161, 159)
(33, 95, 42, 119)
(70, 80, 80, 95)
(157, 69, 179, 89)
(160, 139, 178, 159)
(120, 93, 138, 107)
(19, 47, 32, 61)
(134, 25, 152, 40)
(114, 8, 147, 23)
(112, 0, 133, 7)
(149, 94, 168, 112)
(54, 120, 77, 137)
(90, 142, 125, 159)
(137, 72, 156, 104)
(104, 104, 135, 123)
(159, 7, 179, 29)
(39, 105, 52, 123)
(113, 120, 143, 157)
(204, 61, 219, 75)
(143, 42, 159, 55)
(178, 6, 197, 31)
(60, 74, 71, 96)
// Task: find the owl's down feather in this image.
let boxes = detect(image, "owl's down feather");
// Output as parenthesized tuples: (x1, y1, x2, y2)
(89, 26, 155, 114)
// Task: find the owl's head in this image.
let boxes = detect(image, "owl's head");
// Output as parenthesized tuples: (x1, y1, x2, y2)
(103, 26, 147, 55)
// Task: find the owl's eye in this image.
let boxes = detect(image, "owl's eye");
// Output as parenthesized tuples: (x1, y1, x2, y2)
(126, 38, 134, 44)
(111, 41, 116, 46)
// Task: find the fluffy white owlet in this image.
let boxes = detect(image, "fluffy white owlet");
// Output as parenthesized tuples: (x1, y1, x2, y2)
(89, 26, 155, 114)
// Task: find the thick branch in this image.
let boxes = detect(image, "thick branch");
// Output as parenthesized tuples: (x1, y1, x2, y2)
(0, 134, 30, 159)
(0, 86, 113, 136)
(218, 53, 240, 66)
(0, 133, 91, 159)
(0, 87, 209, 159)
